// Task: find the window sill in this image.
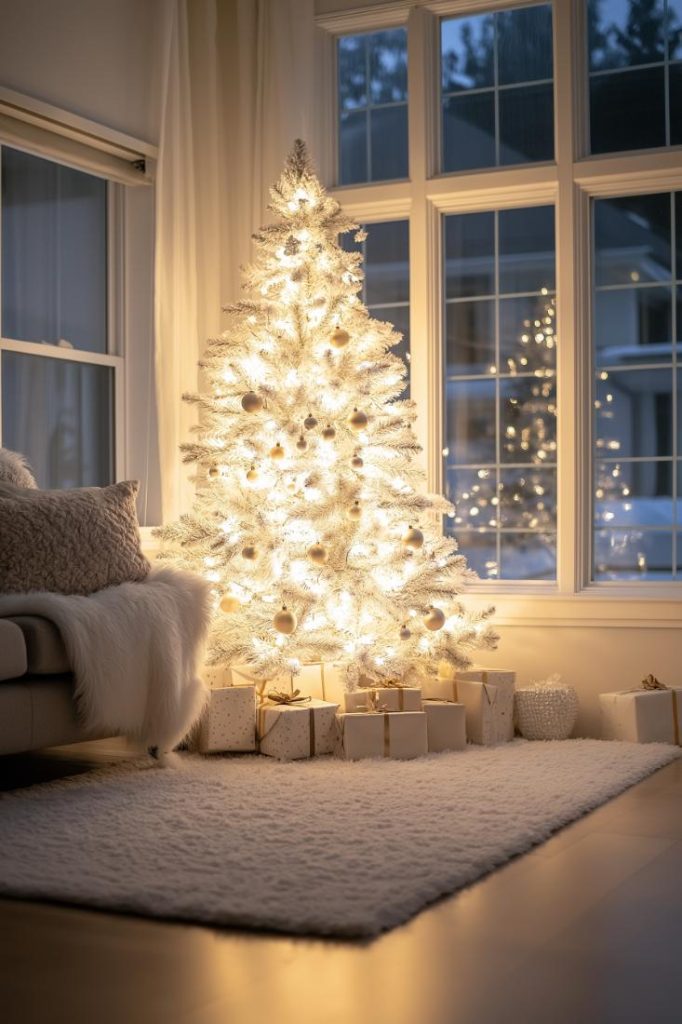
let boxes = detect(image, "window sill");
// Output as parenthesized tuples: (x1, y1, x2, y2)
(464, 588, 681, 628)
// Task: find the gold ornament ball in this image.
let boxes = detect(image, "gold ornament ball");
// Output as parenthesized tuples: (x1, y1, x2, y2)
(321, 424, 336, 440)
(304, 413, 318, 430)
(208, 465, 220, 479)
(351, 454, 364, 469)
(399, 624, 411, 641)
(403, 525, 424, 550)
(219, 595, 240, 614)
(330, 328, 350, 349)
(307, 542, 328, 565)
(348, 407, 368, 431)
(241, 545, 258, 561)
(270, 443, 285, 460)
(245, 465, 259, 483)
(273, 605, 297, 635)
(241, 391, 263, 413)
(296, 434, 308, 451)
(347, 500, 361, 521)
(424, 606, 446, 631)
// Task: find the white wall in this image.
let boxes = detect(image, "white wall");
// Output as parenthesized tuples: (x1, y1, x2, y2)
(0, 0, 165, 143)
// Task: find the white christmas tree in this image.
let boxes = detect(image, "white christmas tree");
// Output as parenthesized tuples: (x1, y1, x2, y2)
(156, 141, 497, 688)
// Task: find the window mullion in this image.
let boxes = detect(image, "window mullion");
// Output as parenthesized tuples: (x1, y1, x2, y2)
(554, 0, 582, 593)
(407, 6, 437, 484)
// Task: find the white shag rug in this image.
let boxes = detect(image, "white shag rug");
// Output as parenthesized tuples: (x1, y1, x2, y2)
(0, 740, 677, 937)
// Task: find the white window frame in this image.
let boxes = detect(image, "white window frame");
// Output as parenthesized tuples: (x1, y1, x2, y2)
(0, 89, 158, 523)
(316, 0, 682, 627)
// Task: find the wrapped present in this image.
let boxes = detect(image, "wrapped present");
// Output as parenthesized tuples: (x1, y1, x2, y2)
(600, 675, 681, 745)
(231, 662, 347, 705)
(424, 701, 466, 752)
(336, 710, 428, 760)
(195, 674, 256, 753)
(257, 692, 339, 761)
(421, 676, 458, 703)
(456, 669, 516, 745)
(344, 683, 422, 713)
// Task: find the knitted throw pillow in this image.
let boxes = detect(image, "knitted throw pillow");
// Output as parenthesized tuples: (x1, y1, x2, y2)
(0, 480, 150, 596)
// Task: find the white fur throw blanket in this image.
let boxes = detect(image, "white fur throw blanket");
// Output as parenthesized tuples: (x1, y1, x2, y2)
(0, 567, 212, 752)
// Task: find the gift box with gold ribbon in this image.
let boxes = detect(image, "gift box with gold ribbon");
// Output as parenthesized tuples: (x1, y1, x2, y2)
(423, 701, 467, 752)
(195, 665, 256, 753)
(600, 675, 682, 745)
(456, 669, 516, 745)
(343, 682, 422, 713)
(336, 709, 428, 760)
(257, 690, 339, 761)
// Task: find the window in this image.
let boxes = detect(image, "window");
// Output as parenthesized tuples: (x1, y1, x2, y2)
(0, 147, 118, 489)
(337, 27, 408, 184)
(443, 206, 557, 579)
(441, 4, 554, 172)
(592, 191, 680, 579)
(322, 0, 682, 597)
(341, 219, 411, 387)
(588, 0, 682, 153)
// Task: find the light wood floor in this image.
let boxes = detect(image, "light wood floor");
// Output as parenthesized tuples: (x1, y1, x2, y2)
(1, 740, 681, 1024)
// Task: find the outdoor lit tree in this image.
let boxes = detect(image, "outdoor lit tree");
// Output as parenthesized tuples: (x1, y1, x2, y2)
(156, 141, 497, 688)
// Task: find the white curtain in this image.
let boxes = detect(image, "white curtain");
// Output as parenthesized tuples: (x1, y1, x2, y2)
(154, 0, 318, 523)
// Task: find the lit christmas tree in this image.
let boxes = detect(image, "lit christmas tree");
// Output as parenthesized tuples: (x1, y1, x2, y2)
(156, 141, 497, 689)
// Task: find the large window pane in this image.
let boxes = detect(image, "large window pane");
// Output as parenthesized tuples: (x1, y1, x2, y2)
(1, 148, 107, 352)
(446, 300, 496, 375)
(441, 4, 554, 173)
(499, 83, 554, 166)
(590, 67, 666, 153)
(338, 28, 407, 184)
(444, 211, 495, 297)
(1, 351, 114, 489)
(444, 205, 557, 580)
(445, 380, 497, 464)
(442, 93, 496, 172)
(587, 0, 680, 153)
(499, 205, 556, 293)
(592, 190, 679, 579)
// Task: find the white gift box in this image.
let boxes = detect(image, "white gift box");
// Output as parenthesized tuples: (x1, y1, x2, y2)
(336, 711, 428, 760)
(195, 679, 256, 753)
(257, 698, 339, 761)
(600, 688, 682, 745)
(231, 662, 347, 705)
(420, 677, 459, 703)
(456, 669, 516, 745)
(424, 701, 466, 752)
(343, 686, 422, 713)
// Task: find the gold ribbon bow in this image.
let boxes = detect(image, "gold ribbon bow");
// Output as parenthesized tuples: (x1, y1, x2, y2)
(640, 674, 679, 745)
(261, 688, 311, 706)
(380, 679, 406, 689)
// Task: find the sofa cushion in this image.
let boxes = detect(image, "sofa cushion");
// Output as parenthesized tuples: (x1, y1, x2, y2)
(0, 479, 150, 595)
(6, 616, 69, 675)
(0, 619, 27, 681)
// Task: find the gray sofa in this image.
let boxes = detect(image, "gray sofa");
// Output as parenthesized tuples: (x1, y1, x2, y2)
(0, 616, 106, 755)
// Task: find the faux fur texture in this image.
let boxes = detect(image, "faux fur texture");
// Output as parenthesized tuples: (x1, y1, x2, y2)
(0, 447, 37, 488)
(0, 740, 677, 936)
(0, 480, 151, 596)
(0, 567, 212, 750)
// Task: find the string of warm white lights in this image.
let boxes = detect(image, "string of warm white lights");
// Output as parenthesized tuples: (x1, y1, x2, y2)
(155, 141, 497, 688)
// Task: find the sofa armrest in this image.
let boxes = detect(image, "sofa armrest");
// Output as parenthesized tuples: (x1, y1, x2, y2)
(0, 619, 28, 681)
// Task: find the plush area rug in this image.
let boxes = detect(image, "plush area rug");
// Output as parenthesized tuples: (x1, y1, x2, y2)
(0, 740, 677, 937)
